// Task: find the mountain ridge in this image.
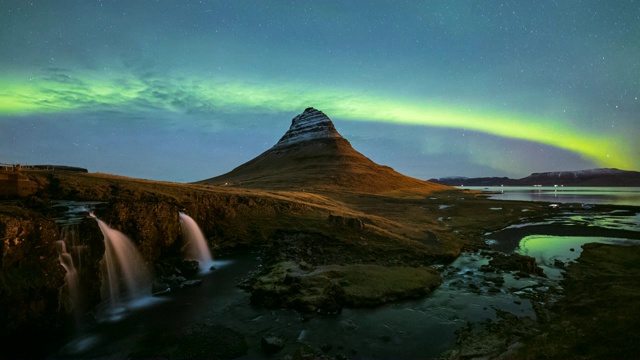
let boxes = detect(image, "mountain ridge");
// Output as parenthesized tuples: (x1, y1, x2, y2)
(429, 168, 640, 187)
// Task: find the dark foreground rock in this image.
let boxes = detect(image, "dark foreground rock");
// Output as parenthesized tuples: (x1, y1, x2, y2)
(0, 204, 106, 357)
(128, 323, 248, 359)
(0, 206, 64, 338)
(261, 334, 286, 355)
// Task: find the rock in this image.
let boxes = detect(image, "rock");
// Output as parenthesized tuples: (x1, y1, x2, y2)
(99, 201, 182, 262)
(179, 259, 200, 277)
(481, 253, 546, 277)
(165, 274, 187, 286)
(0, 207, 68, 352)
(339, 319, 358, 331)
(181, 279, 202, 288)
(261, 335, 286, 355)
(152, 282, 171, 296)
(273, 107, 344, 148)
(486, 276, 505, 286)
(328, 214, 364, 230)
(137, 323, 248, 359)
(291, 343, 324, 359)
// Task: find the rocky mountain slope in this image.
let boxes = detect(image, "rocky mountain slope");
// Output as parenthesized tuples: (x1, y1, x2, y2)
(199, 107, 448, 194)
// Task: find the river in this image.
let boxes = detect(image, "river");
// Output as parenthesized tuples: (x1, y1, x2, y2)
(48, 191, 640, 359)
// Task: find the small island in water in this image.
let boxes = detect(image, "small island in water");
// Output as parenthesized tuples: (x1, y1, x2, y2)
(1, 108, 639, 359)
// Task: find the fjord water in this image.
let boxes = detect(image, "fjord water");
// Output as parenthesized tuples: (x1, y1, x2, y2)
(464, 186, 640, 206)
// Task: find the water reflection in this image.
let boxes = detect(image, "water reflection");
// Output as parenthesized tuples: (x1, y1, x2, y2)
(463, 186, 640, 206)
(516, 235, 636, 279)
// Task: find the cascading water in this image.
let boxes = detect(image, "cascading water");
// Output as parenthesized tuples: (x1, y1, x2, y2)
(91, 214, 152, 317)
(56, 226, 81, 324)
(179, 212, 213, 271)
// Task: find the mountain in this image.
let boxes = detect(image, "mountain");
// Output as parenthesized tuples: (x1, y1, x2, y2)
(429, 168, 640, 187)
(198, 107, 449, 193)
(516, 168, 640, 186)
(430, 176, 514, 187)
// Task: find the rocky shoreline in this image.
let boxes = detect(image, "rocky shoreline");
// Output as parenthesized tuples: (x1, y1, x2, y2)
(439, 242, 640, 359)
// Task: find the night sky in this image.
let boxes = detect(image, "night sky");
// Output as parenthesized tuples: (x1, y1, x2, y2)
(1, 1, 638, 182)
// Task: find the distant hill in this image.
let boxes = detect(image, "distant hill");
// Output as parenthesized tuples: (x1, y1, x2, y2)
(428, 176, 515, 187)
(198, 107, 450, 193)
(30, 165, 88, 172)
(429, 168, 640, 187)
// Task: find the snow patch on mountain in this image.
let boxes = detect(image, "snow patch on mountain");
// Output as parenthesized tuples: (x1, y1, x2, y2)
(273, 107, 343, 148)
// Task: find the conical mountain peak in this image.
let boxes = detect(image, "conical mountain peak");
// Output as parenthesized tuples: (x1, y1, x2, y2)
(273, 107, 343, 149)
(198, 107, 448, 193)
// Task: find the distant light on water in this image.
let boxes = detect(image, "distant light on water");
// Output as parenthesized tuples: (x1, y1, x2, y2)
(464, 186, 640, 207)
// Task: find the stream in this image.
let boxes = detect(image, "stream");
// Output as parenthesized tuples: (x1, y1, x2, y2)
(47, 203, 639, 359)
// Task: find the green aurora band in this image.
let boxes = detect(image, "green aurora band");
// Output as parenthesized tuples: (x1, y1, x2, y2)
(0, 72, 632, 170)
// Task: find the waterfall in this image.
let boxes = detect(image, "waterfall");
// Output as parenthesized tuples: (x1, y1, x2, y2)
(91, 214, 152, 316)
(56, 226, 81, 323)
(179, 212, 213, 271)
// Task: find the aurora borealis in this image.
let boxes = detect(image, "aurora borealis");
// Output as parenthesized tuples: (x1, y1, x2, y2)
(1, 1, 638, 182)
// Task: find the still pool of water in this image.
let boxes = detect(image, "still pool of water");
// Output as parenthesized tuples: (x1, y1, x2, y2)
(516, 235, 637, 280)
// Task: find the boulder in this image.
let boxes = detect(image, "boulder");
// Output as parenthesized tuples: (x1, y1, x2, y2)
(261, 335, 286, 355)
(481, 253, 545, 277)
(328, 215, 364, 230)
(179, 259, 200, 277)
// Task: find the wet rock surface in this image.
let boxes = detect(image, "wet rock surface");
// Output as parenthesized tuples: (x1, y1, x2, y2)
(261, 334, 287, 355)
(440, 243, 640, 360)
(481, 252, 546, 277)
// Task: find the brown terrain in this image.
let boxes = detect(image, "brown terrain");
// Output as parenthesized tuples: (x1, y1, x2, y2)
(1, 108, 637, 358)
